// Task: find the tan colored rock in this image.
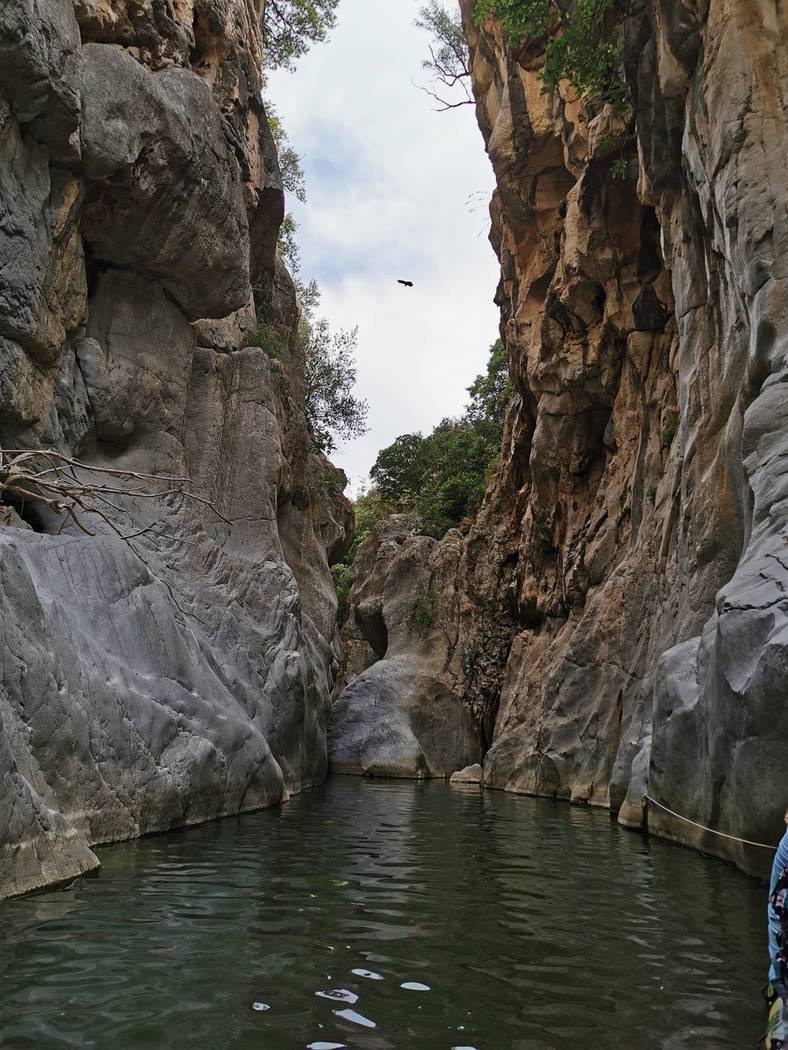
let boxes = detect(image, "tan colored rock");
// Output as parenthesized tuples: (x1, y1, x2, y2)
(327, 0, 788, 876)
(453, 0, 788, 875)
(450, 763, 483, 785)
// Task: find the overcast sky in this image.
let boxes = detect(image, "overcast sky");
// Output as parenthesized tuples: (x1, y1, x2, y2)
(267, 0, 500, 495)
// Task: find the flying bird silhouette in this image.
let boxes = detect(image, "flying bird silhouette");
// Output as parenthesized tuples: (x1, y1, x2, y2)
(397, 279, 413, 287)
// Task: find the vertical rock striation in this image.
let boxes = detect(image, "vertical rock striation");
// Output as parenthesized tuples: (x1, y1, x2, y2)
(331, 0, 786, 876)
(0, 0, 351, 898)
(464, 0, 788, 874)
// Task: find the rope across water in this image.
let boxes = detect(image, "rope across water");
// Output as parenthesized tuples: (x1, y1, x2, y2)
(643, 794, 777, 850)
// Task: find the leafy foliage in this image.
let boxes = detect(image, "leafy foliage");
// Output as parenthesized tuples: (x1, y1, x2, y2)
(369, 340, 510, 538)
(265, 102, 307, 274)
(259, 104, 368, 457)
(466, 337, 511, 423)
(609, 157, 628, 179)
(261, 0, 340, 70)
(241, 316, 290, 360)
(331, 562, 354, 626)
(266, 102, 306, 203)
(409, 583, 442, 633)
(415, 1, 474, 109)
(330, 487, 395, 624)
(660, 416, 679, 449)
(474, 0, 632, 110)
(302, 316, 369, 455)
(277, 213, 301, 275)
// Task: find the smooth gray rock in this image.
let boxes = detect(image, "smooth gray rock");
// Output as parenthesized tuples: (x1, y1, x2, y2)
(79, 44, 250, 320)
(0, 102, 86, 362)
(0, 0, 351, 902)
(329, 657, 480, 779)
(0, 322, 337, 895)
(330, 517, 482, 778)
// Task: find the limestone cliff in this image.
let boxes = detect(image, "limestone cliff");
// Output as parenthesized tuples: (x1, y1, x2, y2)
(331, 0, 787, 877)
(0, 0, 351, 898)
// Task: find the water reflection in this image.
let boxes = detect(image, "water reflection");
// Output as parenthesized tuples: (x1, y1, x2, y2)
(0, 778, 766, 1049)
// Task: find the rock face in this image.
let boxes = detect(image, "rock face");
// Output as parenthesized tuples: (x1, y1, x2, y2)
(0, 0, 351, 898)
(328, 517, 481, 777)
(333, 0, 787, 876)
(471, 0, 788, 875)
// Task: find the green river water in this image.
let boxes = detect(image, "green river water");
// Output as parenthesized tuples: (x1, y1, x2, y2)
(0, 778, 769, 1049)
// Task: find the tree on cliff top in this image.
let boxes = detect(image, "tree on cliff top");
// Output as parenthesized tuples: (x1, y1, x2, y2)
(474, 0, 632, 110)
(261, 0, 340, 70)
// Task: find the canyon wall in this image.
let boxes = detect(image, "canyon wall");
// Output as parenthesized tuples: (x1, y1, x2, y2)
(331, 0, 787, 876)
(0, 0, 351, 898)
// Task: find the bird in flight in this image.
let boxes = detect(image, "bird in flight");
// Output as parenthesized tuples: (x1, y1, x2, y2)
(397, 279, 413, 287)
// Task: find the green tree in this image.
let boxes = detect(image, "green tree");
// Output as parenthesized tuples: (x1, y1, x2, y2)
(331, 562, 354, 626)
(474, 0, 632, 110)
(368, 340, 510, 538)
(261, 0, 340, 70)
(369, 432, 432, 506)
(277, 213, 301, 275)
(466, 338, 510, 423)
(265, 102, 307, 275)
(266, 102, 307, 203)
(302, 317, 368, 454)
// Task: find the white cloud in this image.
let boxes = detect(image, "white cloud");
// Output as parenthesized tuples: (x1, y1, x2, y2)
(267, 0, 500, 494)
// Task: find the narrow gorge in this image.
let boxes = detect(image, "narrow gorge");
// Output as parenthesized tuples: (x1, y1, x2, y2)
(329, 0, 788, 881)
(1, 0, 786, 902)
(2, 1, 787, 1046)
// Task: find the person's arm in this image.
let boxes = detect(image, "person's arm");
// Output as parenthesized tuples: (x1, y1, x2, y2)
(769, 836, 788, 999)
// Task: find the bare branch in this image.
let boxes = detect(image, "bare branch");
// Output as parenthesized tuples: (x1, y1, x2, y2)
(414, 1, 474, 111)
(0, 448, 234, 542)
(412, 78, 475, 111)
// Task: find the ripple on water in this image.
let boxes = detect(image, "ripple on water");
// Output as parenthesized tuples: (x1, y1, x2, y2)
(0, 779, 767, 1050)
(315, 989, 359, 1004)
(333, 1007, 376, 1028)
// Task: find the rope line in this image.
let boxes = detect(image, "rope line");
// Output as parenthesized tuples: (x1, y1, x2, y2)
(643, 794, 776, 850)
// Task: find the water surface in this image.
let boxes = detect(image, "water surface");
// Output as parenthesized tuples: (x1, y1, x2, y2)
(0, 778, 768, 1049)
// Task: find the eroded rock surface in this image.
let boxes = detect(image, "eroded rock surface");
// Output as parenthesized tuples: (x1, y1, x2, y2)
(328, 516, 481, 778)
(0, 0, 351, 898)
(333, 0, 787, 875)
(470, 0, 788, 875)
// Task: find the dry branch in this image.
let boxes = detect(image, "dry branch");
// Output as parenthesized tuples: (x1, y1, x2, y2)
(0, 448, 231, 542)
